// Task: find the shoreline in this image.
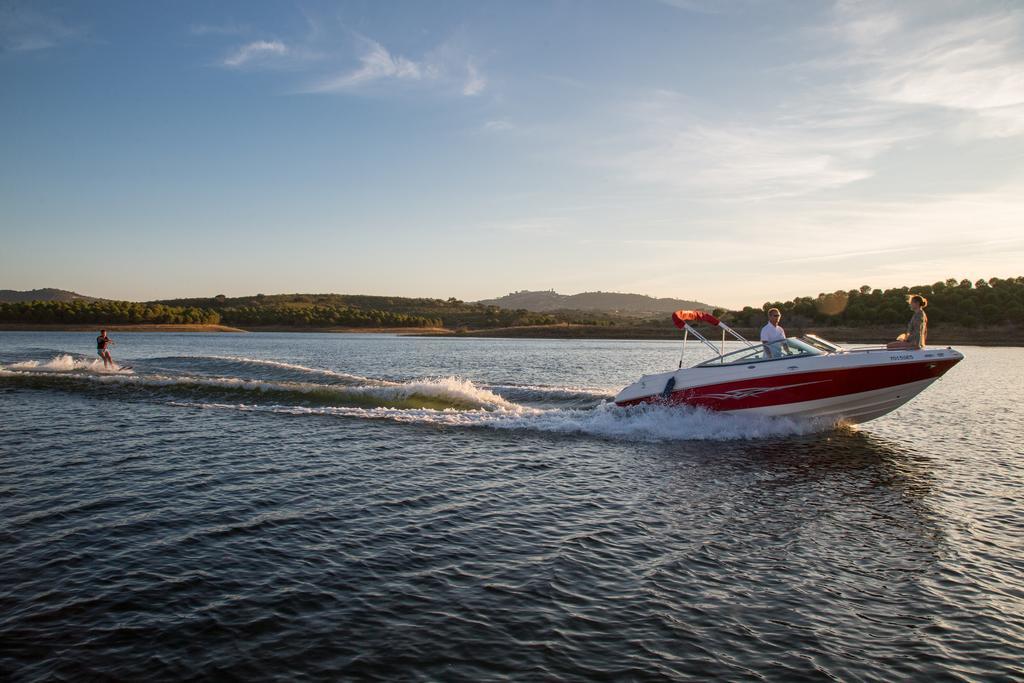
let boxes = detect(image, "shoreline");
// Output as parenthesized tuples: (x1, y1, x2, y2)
(235, 325, 452, 335)
(1, 323, 1020, 346)
(0, 323, 451, 335)
(0, 323, 247, 333)
(423, 323, 1024, 346)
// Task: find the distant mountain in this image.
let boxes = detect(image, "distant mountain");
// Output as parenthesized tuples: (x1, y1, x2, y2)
(477, 290, 716, 316)
(0, 288, 101, 303)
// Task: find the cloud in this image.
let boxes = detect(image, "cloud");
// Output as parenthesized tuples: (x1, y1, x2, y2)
(624, 123, 871, 198)
(305, 39, 428, 92)
(302, 36, 486, 98)
(833, 3, 1024, 139)
(197, 10, 487, 101)
(223, 40, 288, 68)
(483, 120, 515, 132)
(739, 187, 1024, 277)
(775, 245, 917, 265)
(478, 216, 573, 236)
(0, 6, 84, 52)
(592, 185, 1024, 307)
(603, 3, 1024, 199)
(606, 92, 923, 200)
(190, 23, 249, 37)
(463, 61, 486, 96)
(655, 0, 766, 14)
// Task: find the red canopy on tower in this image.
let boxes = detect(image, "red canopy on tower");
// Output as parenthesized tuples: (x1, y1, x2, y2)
(672, 310, 721, 329)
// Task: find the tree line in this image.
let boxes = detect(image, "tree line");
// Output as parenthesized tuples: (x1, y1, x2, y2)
(721, 277, 1024, 328)
(152, 293, 578, 329)
(0, 300, 221, 325)
(0, 297, 564, 329)
(220, 304, 442, 328)
(3, 276, 1022, 329)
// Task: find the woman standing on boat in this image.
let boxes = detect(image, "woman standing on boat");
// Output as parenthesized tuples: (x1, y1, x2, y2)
(887, 295, 928, 349)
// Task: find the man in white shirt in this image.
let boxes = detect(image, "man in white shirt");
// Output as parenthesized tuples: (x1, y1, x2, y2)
(760, 308, 785, 356)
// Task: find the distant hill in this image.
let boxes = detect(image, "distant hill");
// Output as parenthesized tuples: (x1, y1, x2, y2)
(476, 290, 716, 316)
(0, 288, 100, 303)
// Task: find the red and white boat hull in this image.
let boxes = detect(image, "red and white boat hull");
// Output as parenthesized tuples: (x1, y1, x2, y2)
(614, 348, 962, 424)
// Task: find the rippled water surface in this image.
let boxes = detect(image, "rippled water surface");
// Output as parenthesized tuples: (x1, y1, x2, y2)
(2, 332, 1022, 681)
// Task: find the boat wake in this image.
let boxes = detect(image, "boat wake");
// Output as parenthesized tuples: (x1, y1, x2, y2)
(176, 401, 831, 441)
(6, 354, 134, 374)
(1, 354, 837, 441)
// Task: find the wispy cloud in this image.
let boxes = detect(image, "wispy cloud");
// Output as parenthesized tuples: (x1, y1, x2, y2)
(463, 61, 486, 96)
(483, 120, 515, 132)
(776, 245, 917, 265)
(732, 187, 1024, 279)
(655, 0, 766, 14)
(832, 2, 1024, 138)
(0, 6, 84, 52)
(190, 23, 249, 37)
(303, 36, 486, 97)
(606, 92, 922, 200)
(478, 216, 573, 236)
(592, 184, 1024, 306)
(603, 2, 1024, 200)
(197, 12, 487, 100)
(306, 39, 427, 92)
(222, 40, 288, 68)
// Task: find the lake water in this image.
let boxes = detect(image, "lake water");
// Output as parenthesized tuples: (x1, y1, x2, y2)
(1, 331, 1022, 681)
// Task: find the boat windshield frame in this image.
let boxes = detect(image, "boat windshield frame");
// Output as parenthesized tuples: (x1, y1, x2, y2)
(800, 334, 845, 354)
(695, 337, 825, 367)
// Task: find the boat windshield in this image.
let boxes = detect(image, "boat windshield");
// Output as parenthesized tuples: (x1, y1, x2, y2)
(696, 337, 824, 366)
(800, 334, 844, 353)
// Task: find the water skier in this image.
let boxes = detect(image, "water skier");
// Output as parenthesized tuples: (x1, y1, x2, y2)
(97, 329, 114, 369)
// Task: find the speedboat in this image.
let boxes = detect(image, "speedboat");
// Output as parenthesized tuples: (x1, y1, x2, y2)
(614, 310, 963, 424)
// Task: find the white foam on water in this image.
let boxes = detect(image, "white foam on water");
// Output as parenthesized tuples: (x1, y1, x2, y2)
(1, 359, 516, 411)
(2, 355, 836, 439)
(175, 399, 835, 442)
(486, 383, 615, 400)
(5, 354, 132, 374)
(391, 376, 520, 410)
(6, 360, 41, 369)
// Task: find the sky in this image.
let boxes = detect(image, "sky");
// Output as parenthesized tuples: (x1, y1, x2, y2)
(1, 0, 1023, 309)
